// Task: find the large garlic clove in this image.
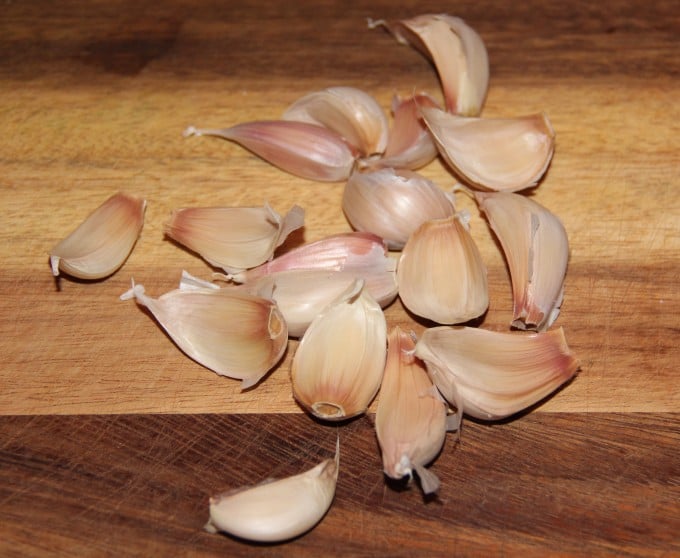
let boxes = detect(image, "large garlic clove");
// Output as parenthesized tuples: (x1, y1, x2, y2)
(206, 439, 339, 542)
(120, 282, 287, 389)
(49, 192, 146, 280)
(421, 107, 555, 192)
(371, 14, 489, 116)
(164, 203, 304, 275)
(291, 279, 387, 421)
(397, 212, 488, 324)
(376, 327, 448, 495)
(414, 326, 579, 420)
(183, 121, 357, 182)
(282, 86, 389, 157)
(476, 191, 569, 331)
(342, 168, 456, 250)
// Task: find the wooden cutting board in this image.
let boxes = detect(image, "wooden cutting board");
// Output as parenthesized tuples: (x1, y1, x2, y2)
(1, 1, 678, 555)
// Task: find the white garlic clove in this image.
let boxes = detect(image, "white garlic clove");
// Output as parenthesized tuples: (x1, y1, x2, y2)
(421, 107, 556, 192)
(476, 191, 569, 331)
(164, 203, 304, 275)
(342, 167, 456, 250)
(397, 212, 488, 324)
(414, 326, 579, 420)
(49, 192, 146, 280)
(291, 279, 387, 421)
(282, 86, 389, 157)
(183, 121, 357, 182)
(206, 438, 339, 542)
(120, 282, 287, 389)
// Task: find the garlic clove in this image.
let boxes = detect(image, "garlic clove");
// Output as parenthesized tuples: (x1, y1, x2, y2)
(342, 167, 456, 250)
(414, 326, 579, 420)
(49, 192, 146, 280)
(475, 191, 569, 331)
(282, 86, 389, 157)
(375, 327, 448, 494)
(397, 212, 488, 324)
(206, 438, 339, 542)
(164, 203, 304, 275)
(183, 121, 357, 182)
(120, 282, 287, 389)
(291, 279, 387, 421)
(421, 107, 556, 192)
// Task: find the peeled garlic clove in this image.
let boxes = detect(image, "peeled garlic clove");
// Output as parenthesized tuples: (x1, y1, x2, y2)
(164, 203, 304, 275)
(414, 326, 579, 420)
(376, 327, 448, 495)
(183, 121, 357, 182)
(421, 107, 555, 192)
(476, 192, 569, 331)
(291, 279, 387, 421)
(206, 439, 339, 542)
(342, 168, 456, 250)
(397, 212, 488, 324)
(120, 282, 287, 389)
(49, 192, 146, 280)
(283, 86, 389, 157)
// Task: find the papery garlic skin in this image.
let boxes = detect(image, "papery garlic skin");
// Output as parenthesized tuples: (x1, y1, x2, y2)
(415, 326, 579, 420)
(120, 282, 287, 389)
(49, 192, 146, 280)
(291, 279, 387, 420)
(206, 439, 339, 542)
(476, 192, 569, 331)
(342, 168, 456, 250)
(397, 212, 488, 324)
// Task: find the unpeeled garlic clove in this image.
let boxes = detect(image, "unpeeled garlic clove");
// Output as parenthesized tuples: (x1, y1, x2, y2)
(397, 212, 488, 324)
(476, 191, 569, 331)
(291, 279, 387, 421)
(163, 203, 304, 275)
(342, 168, 456, 250)
(120, 281, 287, 389)
(206, 438, 339, 542)
(183, 121, 357, 182)
(49, 192, 146, 280)
(414, 326, 579, 420)
(421, 107, 555, 192)
(283, 86, 389, 157)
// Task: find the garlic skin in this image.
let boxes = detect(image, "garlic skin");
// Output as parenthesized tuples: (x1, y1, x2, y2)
(476, 192, 569, 331)
(283, 86, 389, 157)
(164, 203, 304, 275)
(376, 327, 448, 495)
(397, 212, 488, 324)
(291, 279, 387, 420)
(414, 326, 579, 420)
(342, 168, 456, 250)
(49, 192, 146, 280)
(206, 439, 339, 542)
(421, 107, 555, 192)
(120, 282, 287, 389)
(183, 121, 357, 182)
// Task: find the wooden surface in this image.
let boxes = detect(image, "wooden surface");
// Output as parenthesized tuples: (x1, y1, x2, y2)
(1, 0, 678, 555)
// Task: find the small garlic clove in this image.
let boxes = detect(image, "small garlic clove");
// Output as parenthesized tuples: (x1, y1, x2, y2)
(282, 86, 389, 157)
(414, 326, 579, 420)
(291, 279, 387, 421)
(397, 212, 488, 324)
(342, 167, 456, 250)
(164, 203, 304, 275)
(376, 327, 448, 495)
(421, 107, 556, 192)
(120, 282, 287, 389)
(206, 438, 339, 542)
(183, 121, 357, 182)
(476, 191, 569, 331)
(49, 192, 146, 280)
